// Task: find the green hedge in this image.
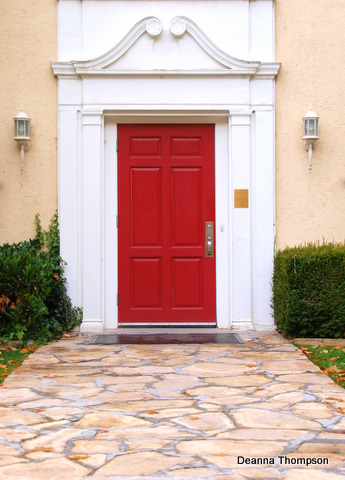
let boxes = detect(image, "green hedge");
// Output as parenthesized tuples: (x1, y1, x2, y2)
(272, 243, 345, 338)
(0, 213, 82, 343)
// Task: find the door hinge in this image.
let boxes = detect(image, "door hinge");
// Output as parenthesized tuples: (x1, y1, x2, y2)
(117, 293, 119, 306)
(116, 215, 119, 227)
(116, 139, 118, 152)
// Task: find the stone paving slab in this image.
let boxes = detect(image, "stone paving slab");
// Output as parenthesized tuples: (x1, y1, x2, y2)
(295, 338, 345, 347)
(0, 331, 345, 478)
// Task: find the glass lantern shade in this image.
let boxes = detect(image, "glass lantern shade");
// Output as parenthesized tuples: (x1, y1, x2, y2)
(14, 108, 30, 142)
(303, 107, 319, 140)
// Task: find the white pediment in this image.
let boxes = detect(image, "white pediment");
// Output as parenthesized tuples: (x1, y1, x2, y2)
(51, 16, 280, 78)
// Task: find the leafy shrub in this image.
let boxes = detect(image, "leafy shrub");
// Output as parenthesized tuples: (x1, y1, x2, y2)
(0, 212, 82, 343)
(272, 243, 345, 338)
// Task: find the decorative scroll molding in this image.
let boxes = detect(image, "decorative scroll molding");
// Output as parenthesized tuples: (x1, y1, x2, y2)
(51, 16, 280, 79)
(52, 17, 162, 76)
(170, 17, 258, 73)
(169, 18, 187, 37)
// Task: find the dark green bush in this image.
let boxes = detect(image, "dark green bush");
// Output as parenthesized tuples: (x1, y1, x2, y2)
(0, 212, 82, 343)
(272, 243, 345, 338)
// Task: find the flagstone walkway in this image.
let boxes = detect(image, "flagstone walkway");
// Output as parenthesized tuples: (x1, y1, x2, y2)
(1, 331, 345, 479)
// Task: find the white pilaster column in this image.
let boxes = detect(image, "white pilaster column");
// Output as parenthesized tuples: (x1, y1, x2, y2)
(81, 111, 104, 331)
(251, 109, 276, 331)
(230, 113, 253, 330)
(58, 107, 80, 308)
(215, 120, 230, 328)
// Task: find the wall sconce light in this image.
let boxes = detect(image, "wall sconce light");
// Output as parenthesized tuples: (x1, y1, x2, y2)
(303, 105, 319, 171)
(14, 105, 30, 173)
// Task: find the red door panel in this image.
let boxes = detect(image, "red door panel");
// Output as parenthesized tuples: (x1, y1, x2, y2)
(131, 258, 162, 308)
(118, 124, 215, 324)
(171, 168, 202, 246)
(172, 258, 203, 308)
(131, 168, 162, 246)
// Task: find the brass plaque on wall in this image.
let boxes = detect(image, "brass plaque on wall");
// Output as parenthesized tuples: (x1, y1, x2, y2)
(234, 189, 249, 208)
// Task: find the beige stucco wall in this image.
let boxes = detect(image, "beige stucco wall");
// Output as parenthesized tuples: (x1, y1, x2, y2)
(0, 0, 57, 245)
(275, 0, 345, 249)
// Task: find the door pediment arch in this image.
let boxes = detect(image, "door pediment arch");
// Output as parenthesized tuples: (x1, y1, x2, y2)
(51, 16, 280, 78)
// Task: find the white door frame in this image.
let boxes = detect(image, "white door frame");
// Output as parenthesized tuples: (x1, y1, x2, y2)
(61, 104, 276, 334)
(103, 112, 231, 330)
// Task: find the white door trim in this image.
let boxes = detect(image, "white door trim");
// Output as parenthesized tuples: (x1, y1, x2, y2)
(103, 112, 232, 330)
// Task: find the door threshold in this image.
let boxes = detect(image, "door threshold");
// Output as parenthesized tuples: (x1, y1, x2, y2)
(117, 323, 217, 328)
(90, 332, 244, 345)
(106, 326, 233, 335)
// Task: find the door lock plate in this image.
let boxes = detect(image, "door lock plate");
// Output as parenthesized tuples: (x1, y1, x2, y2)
(205, 222, 214, 257)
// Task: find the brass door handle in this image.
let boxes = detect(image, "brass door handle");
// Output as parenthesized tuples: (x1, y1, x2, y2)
(207, 236, 212, 256)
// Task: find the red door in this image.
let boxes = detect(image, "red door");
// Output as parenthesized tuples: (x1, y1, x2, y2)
(118, 124, 215, 324)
